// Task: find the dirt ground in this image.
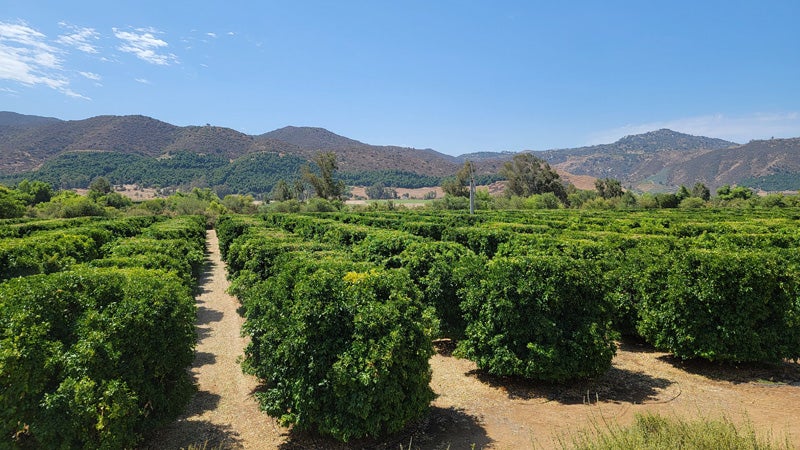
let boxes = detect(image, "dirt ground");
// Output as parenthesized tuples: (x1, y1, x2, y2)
(145, 231, 800, 449)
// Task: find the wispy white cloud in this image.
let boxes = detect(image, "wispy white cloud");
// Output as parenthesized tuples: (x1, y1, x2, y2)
(206, 32, 217, 38)
(0, 86, 18, 94)
(79, 71, 101, 81)
(134, 77, 150, 84)
(62, 88, 90, 100)
(0, 20, 89, 98)
(227, 31, 235, 36)
(588, 113, 800, 145)
(113, 26, 178, 65)
(56, 22, 100, 53)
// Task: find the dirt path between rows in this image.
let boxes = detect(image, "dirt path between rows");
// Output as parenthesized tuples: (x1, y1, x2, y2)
(145, 230, 283, 449)
(146, 231, 800, 449)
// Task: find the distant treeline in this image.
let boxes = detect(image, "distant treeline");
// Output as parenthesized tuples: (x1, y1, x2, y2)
(0, 151, 304, 195)
(337, 170, 442, 189)
(741, 173, 800, 191)
(0, 151, 499, 195)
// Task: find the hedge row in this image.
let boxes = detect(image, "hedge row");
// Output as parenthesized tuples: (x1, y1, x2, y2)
(0, 268, 195, 448)
(265, 210, 800, 365)
(219, 217, 437, 442)
(1, 216, 204, 448)
(228, 213, 622, 390)
(0, 216, 165, 281)
(457, 255, 617, 380)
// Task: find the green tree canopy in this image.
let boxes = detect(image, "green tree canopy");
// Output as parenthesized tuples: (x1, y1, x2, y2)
(692, 182, 711, 201)
(302, 152, 345, 200)
(442, 161, 474, 198)
(0, 186, 26, 218)
(17, 180, 53, 205)
(88, 177, 112, 201)
(270, 179, 292, 202)
(500, 153, 566, 202)
(595, 178, 623, 199)
(365, 181, 396, 200)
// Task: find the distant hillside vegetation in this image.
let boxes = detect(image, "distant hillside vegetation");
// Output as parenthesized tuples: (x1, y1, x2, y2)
(1, 112, 798, 194)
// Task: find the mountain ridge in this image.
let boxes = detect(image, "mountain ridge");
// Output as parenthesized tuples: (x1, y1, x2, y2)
(1, 112, 799, 193)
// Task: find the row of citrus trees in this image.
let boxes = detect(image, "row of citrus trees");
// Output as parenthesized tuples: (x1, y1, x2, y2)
(0, 215, 205, 448)
(218, 208, 800, 442)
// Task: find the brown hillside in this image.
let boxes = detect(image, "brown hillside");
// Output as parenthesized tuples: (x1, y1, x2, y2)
(2, 113, 799, 192)
(667, 138, 800, 189)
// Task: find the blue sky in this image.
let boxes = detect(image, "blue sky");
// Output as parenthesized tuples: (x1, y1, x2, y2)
(1, 1, 799, 156)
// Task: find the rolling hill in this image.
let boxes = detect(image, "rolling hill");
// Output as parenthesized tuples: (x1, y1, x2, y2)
(1, 111, 799, 194)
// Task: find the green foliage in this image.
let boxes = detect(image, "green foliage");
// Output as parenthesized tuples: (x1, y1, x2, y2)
(226, 231, 329, 280)
(653, 192, 680, 208)
(240, 259, 437, 442)
(0, 267, 196, 449)
(500, 153, 567, 202)
(35, 191, 107, 218)
(269, 179, 292, 202)
(0, 186, 26, 219)
(305, 197, 341, 212)
(98, 191, 133, 208)
(102, 237, 204, 285)
(603, 236, 679, 336)
(352, 229, 423, 265)
(222, 194, 257, 214)
(302, 151, 345, 200)
(1, 150, 307, 195)
(679, 197, 707, 209)
(741, 172, 800, 191)
(567, 188, 598, 208)
(215, 215, 259, 260)
(338, 170, 444, 189)
(210, 152, 305, 195)
(595, 178, 623, 199)
(16, 180, 53, 205)
(442, 226, 513, 258)
(398, 241, 485, 338)
(442, 161, 474, 198)
(523, 192, 563, 209)
(0, 152, 145, 189)
(88, 176, 112, 198)
(262, 199, 303, 213)
(636, 248, 800, 362)
(430, 194, 470, 210)
(457, 255, 617, 381)
(716, 184, 755, 201)
(365, 181, 396, 200)
(691, 182, 711, 200)
(0, 230, 100, 280)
